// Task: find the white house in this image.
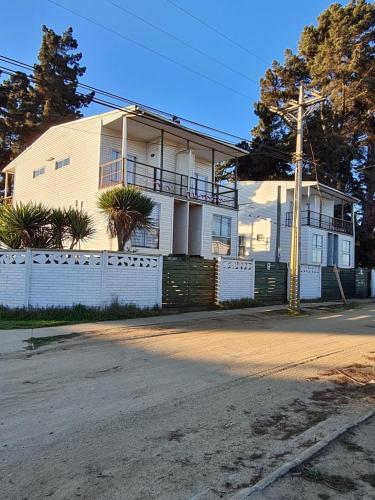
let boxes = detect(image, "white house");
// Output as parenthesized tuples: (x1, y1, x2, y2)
(3, 106, 247, 259)
(238, 180, 357, 268)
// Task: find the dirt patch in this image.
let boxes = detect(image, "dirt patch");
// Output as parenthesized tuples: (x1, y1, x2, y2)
(24, 333, 80, 350)
(296, 465, 357, 493)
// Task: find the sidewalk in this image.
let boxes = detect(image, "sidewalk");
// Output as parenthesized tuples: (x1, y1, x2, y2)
(0, 299, 372, 355)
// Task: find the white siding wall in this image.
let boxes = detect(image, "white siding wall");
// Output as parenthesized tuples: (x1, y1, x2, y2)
(201, 204, 238, 259)
(9, 115, 233, 257)
(239, 181, 355, 268)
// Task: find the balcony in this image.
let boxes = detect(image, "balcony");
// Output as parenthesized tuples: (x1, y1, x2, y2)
(99, 158, 238, 209)
(285, 210, 353, 235)
(2, 196, 13, 206)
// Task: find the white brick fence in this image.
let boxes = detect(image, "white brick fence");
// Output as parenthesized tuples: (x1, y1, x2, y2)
(216, 257, 255, 303)
(288, 264, 322, 300)
(0, 250, 162, 309)
(300, 264, 321, 300)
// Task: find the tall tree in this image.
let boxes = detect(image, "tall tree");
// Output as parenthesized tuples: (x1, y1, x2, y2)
(0, 25, 94, 194)
(33, 26, 94, 133)
(242, 0, 375, 265)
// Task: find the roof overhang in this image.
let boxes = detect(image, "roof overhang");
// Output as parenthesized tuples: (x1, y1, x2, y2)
(103, 106, 248, 162)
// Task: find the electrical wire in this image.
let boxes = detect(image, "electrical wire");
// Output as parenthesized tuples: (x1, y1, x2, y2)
(105, 0, 259, 85)
(166, 0, 269, 65)
(46, 0, 254, 101)
(0, 58, 293, 161)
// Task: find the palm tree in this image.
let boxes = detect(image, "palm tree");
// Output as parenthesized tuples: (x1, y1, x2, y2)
(0, 202, 51, 248)
(49, 207, 68, 248)
(98, 186, 155, 251)
(65, 208, 96, 249)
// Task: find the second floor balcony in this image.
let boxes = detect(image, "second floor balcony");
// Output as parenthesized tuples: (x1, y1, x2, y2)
(98, 158, 238, 209)
(285, 209, 353, 235)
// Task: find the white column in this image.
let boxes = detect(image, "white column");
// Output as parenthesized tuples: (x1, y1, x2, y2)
(121, 115, 128, 186)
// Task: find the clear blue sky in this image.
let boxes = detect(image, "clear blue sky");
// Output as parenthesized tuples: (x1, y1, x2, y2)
(1, 0, 334, 141)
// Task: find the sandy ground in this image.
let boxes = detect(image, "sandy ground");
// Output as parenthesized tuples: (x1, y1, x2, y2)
(0, 302, 374, 499)
(252, 415, 375, 499)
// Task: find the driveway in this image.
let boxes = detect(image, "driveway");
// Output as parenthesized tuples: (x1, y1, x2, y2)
(1, 302, 374, 499)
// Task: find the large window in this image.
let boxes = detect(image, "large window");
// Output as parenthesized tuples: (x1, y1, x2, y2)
(131, 203, 160, 249)
(342, 240, 351, 266)
(312, 234, 323, 264)
(212, 214, 231, 255)
(55, 157, 70, 170)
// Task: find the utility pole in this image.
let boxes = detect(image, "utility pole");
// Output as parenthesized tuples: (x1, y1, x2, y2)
(270, 84, 325, 312)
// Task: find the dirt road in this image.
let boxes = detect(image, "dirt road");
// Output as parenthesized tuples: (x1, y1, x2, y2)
(1, 302, 374, 499)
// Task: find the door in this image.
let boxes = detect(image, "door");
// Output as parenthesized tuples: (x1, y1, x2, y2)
(327, 232, 333, 266)
(333, 234, 339, 265)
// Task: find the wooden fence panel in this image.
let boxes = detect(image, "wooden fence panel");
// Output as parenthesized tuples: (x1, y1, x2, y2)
(355, 268, 371, 298)
(321, 267, 356, 300)
(162, 256, 216, 307)
(254, 262, 288, 304)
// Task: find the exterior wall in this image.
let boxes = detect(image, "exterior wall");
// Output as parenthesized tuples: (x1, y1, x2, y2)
(0, 250, 162, 309)
(201, 204, 238, 259)
(239, 181, 355, 268)
(8, 114, 233, 257)
(216, 258, 254, 302)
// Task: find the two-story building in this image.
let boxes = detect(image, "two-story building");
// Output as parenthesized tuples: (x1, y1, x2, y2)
(3, 106, 247, 258)
(238, 180, 357, 268)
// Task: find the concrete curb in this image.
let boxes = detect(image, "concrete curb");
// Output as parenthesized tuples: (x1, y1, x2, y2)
(230, 409, 375, 499)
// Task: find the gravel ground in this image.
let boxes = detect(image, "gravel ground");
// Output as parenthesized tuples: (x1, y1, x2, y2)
(0, 302, 374, 499)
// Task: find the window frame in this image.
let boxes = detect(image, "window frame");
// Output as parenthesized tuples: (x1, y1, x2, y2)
(342, 240, 351, 266)
(131, 202, 160, 249)
(55, 157, 70, 170)
(212, 214, 232, 256)
(311, 233, 323, 264)
(32, 167, 45, 179)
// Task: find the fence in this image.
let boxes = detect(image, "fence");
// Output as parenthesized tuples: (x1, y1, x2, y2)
(162, 256, 216, 307)
(216, 257, 254, 303)
(0, 250, 162, 309)
(0, 249, 373, 310)
(254, 262, 288, 304)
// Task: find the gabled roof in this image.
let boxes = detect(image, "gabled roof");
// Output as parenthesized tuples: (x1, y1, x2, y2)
(4, 105, 248, 171)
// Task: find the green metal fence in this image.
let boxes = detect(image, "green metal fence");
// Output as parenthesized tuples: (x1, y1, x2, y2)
(162, 256, 216, 307)
(254, 261, 288, 304)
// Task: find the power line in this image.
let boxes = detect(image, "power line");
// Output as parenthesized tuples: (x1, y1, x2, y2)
(46, 0, 254, 101)
(105, 0, 258, 85)
(166, 0, 269, 65)
(0, 57, 292, 160)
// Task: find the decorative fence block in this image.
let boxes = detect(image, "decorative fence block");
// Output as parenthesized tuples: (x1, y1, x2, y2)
(216, 257, 255, 303)
(0, 250, 162, 309)
(300, 264, 321, 300)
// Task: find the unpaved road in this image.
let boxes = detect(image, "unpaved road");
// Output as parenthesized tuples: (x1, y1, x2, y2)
(1, 303, 375, 499)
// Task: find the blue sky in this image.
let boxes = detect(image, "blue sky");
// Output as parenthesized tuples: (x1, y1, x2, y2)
(1, 0, 334, 141)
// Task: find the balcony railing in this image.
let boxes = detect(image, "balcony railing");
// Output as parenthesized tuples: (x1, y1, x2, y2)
(99, 158, 238, 209)
(1, 196, 13, 206)
(285, 210, 353, 235)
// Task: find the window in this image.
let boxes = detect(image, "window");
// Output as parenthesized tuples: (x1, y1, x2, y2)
(238, 235, 247, 257)
(126, 154, 137, 185)
(131, 203, 160, 249)
(55, 157, 70, 170)
(190, 173, 208, 198)
(312, 234, 323, 264)
(212, 214, 231, 255)
(33, 167, 45, 178)
(342, 240, 351, 266)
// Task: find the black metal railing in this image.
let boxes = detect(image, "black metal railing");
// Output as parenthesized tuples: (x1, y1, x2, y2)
(285, 210, 353, 235)
(99, 158, 238, 208)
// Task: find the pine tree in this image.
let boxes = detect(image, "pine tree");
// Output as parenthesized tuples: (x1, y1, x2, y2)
(242, 0, 375, 265)
(33, 26, 94, 132)
(0, 25, 94, 193)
